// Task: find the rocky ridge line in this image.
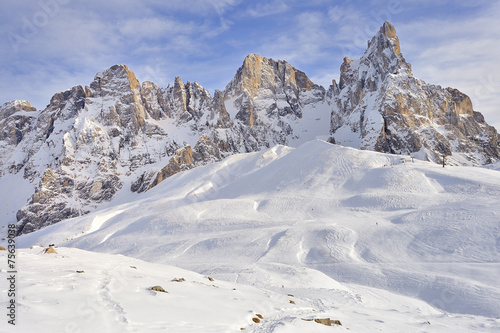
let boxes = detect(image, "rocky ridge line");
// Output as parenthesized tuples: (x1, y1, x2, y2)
(0, 21, 498, 235)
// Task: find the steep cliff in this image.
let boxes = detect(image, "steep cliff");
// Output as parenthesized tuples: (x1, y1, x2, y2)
(223, 54, 328, 151)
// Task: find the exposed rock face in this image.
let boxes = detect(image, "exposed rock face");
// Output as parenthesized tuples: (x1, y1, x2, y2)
(151, 285, 167, 293)
(139, 76, 213, 125)
(10, 65, 175, 234)
(1, 21, 499, 234)
(132, 55, 330, 193)
(223, 54, 327, 151)
(89, 64, 146, 131)
(329, 21, 499, 164)
(314, 318, 342, 326)
(0, 100, 38, 173)
(44, 246, 58, 254)
(131, 134, 222, 193)
(15, 168, 82, 234)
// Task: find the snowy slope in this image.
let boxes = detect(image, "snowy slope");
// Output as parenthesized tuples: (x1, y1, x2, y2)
(2, 246, 498, 332)
(10, 139, 500, 332)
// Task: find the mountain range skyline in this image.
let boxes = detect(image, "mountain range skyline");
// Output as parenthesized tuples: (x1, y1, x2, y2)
(1, 1, 500, 129)
(2, 20, 498, 236)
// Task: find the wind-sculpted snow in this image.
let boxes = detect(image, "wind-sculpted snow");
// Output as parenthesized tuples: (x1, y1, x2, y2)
(17, 140, 500, 328)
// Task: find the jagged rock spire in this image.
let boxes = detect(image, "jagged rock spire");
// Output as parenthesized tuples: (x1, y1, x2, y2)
(340, 21, 411, 91)
(332, 21, 498, 164)
(371, 21, 409, 74)
(380, 21, 399, 53)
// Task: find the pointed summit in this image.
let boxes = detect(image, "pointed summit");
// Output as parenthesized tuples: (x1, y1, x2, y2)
(364, 21, 409, 74)
(379, 21, 401, 56)
(223, 54, 324, 128)
(230, 54, 272, 99)
(381, 21, 397, 39)
(331, 21, 499, 165)
(339, 21, 411, 91)
(87, 64, 146, 130)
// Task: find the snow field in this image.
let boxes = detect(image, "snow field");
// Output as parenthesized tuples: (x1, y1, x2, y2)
(2, 247, 499, 332)
(11, 140, 500, 331)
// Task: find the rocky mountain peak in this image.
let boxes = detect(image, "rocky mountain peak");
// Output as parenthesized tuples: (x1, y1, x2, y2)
(174, 76, 185, 90)
(235, 53, 270, 99)
(222, 53, 326, 143)
(339, 21, 412, 93)
(381, 21, 397, 41)
(141, 80, 158, 91)
(332, 21, 498, 164)
(369, 21, 408, 74)
(339, 21, 411, 92)
(89, 64, 140, 96)
(86, 64, 146, 131)
(0, 100, 37, 119)
(227, 54, 317, 100)
(340, 57, 351, 73)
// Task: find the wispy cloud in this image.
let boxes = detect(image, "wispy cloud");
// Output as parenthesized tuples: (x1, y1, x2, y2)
(247, 1, 289, 17)
(0, 0, 239, 107)
(118, 17, 196, 40)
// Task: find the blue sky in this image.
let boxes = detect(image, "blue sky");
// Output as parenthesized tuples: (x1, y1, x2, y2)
(1, 0, 499, 129)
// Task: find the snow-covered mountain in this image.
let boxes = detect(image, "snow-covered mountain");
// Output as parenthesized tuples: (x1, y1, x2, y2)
(10, 139, 500, 332)
(0, 21, 498, 235)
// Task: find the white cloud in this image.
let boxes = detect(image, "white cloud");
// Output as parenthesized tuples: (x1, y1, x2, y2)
(0, 0, 240, 107)
(247, 1, 289, 18)
(327, 5, 361, 24)
(118, 17, 196, 40)
(250, 11, 332, 63)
